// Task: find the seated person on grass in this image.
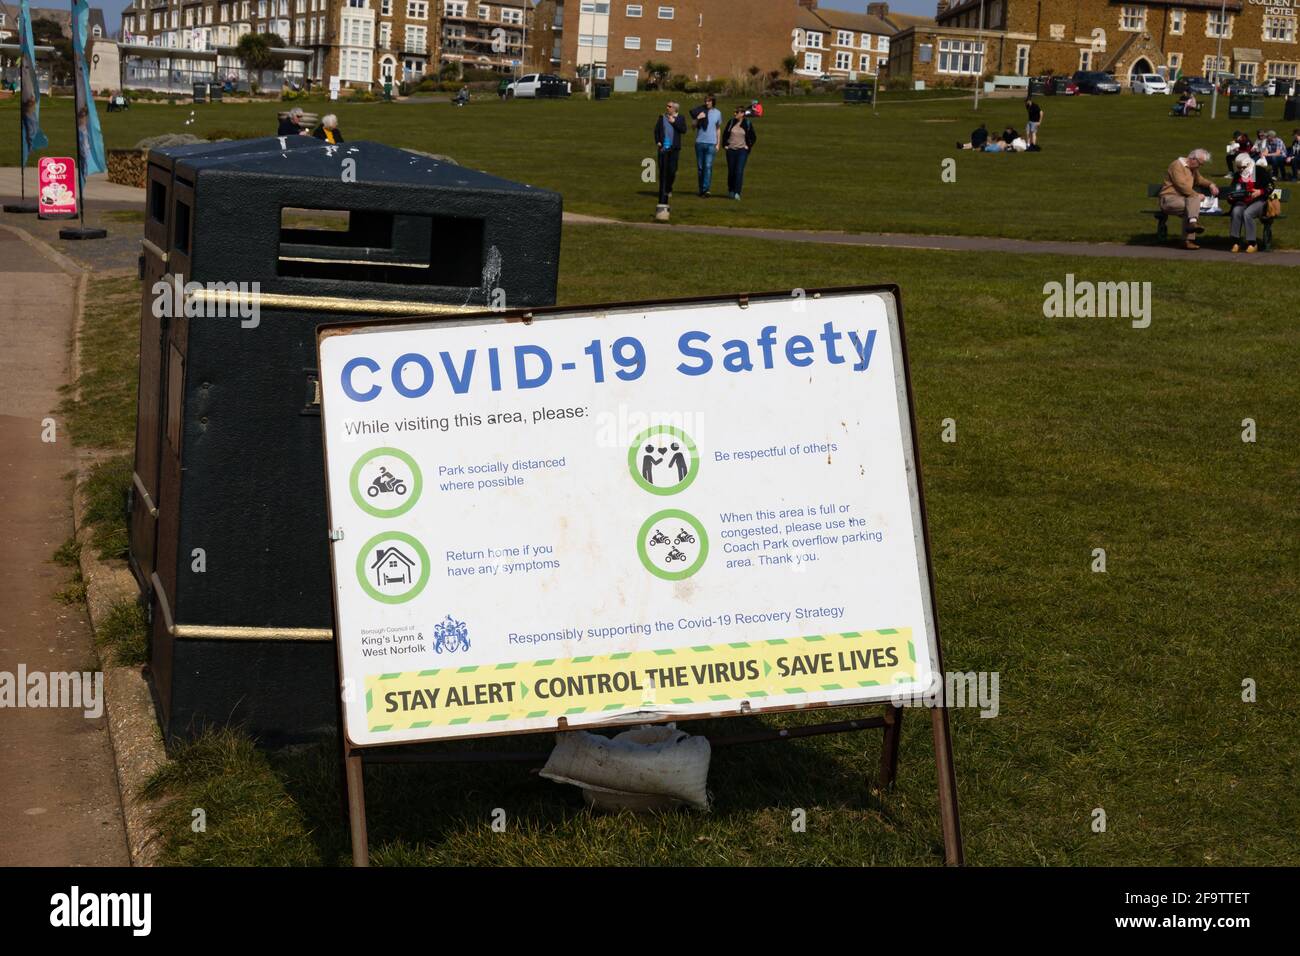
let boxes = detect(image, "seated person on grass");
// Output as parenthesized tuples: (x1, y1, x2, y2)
(957, 124, 989, 150)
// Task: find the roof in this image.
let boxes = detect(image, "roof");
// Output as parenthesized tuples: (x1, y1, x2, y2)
(799, 5, 933, 37)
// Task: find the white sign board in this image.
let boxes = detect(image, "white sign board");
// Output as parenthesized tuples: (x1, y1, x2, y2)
(319, 289, 941, 747)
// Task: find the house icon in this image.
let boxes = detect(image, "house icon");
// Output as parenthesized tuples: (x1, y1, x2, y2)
(370, 546, 415, 587)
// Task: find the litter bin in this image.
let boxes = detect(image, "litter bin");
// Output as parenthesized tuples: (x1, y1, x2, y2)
(1285, 96, 1300, 121)
(594, 81, 612, 100)
(843, 82, 872, 103)
(192, 83, 207, 104)
(130, 139, 563, 745)
(1028, 77, 1047, 95)
(1229, 93, 1264, 118)
(209, 84, 223, 103)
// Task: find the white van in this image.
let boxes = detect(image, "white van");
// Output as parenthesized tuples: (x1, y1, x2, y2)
(1131, 74, 1170, 95)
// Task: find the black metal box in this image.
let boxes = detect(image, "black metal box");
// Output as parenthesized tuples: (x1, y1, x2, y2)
(129, 138, 562, 744)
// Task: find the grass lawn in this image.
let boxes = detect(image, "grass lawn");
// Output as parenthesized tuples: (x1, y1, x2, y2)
(116, 223, 1298, 865)
(5, 91, 1296, 245)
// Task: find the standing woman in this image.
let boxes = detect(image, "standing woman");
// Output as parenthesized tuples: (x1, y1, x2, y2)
(722, 105, 757, 201)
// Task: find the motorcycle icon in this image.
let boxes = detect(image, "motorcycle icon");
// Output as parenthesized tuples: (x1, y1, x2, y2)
(674, 528, 696, 545)
(649, 529, 672, 547)
(367, 466, 407, 498)
(666, 546, 688, 563)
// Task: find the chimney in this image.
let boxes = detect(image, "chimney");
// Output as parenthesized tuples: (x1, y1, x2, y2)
(867, 2, 890, 15)
(936, 0, 951, 16)
(797, 0, 818, 8)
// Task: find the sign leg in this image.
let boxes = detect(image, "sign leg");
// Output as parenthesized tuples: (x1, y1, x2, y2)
(930, 705, 964, 866)
(344, 749, 370, 867)
(877, 704, 903, 789)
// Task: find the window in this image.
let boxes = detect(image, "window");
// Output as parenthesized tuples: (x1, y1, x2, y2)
(803, 51, 820, 72)
(1120, 5, 1145, 32)
(622, 68, 638, 76)
(1079, 48, 1092, 71)
(805, 31, 822, 49)
(408, 1, 427, 19)
(501, 7, 521, 24)
(1169, 8, 1184, 35)
(205, 6, 214, 24)
(1264, 16, 1296, 43)
(626, 3, 641, 15)
(596, 66, 606, 78)
(1015, 43, 1029, 76)
(405, 23, 427, 52)
(655, 37, 671, 50)
(835, 50, 850, 70)
(445, 0, 466, 16)
(380, 0, 390, 12)
(836, 30, 852, 47)
(860, 53, 870, 70)
(1265, 61, 1299, 85)
(624, 35, 640, 48)
(477, 3, 490, 18)
(861, 33, 872, 50)
(1203, 54, 1228, 75)
(657, 6, 673, 19)
(1207, 10, 1232, 39)
(937, 38, 984, 75)
(878, 36, 888, 53)
(1167, 52, 1182, 75)
(257, 0, 265, 16)
(1237, 61, 1257, 82)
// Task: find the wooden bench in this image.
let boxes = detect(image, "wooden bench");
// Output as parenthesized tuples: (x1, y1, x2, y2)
(1144, 183, 1289, 250)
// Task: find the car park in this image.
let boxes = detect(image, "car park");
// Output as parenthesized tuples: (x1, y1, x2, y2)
(1173, 75, 1216, 96)
(505, 73, 572, 98)
(1072, 70, 1121, 94)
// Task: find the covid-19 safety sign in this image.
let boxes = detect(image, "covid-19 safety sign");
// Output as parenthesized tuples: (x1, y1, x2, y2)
(319, 288, 941, 747)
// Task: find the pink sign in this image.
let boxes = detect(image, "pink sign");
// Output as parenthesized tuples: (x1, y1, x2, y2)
(38, 157, 78, 219)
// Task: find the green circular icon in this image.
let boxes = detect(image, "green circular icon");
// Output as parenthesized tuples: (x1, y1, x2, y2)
(638, 509, 709, 581)
(350, 447, 422, 518)
(355, 531, 431, 604)
(627, 426, 699, 496)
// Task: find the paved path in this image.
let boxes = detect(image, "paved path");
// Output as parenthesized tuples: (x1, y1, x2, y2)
(0, 226, 130, 866)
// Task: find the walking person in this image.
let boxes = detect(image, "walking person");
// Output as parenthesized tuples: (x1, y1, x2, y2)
(690, 94, 723, 197)
(1158, 148, 1219, 250)
(1024, 96, 1043, 150)
(722, 105, 756, 200)
(653, 101, 687, 216)
(1226, 152, 1272, 254)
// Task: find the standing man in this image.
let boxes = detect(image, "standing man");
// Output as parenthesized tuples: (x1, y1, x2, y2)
(1159, 148, 1219, 250)
(1024, 96, 1043, 150)
(690, 94, 723, 198)
(654, 100, 687, 215)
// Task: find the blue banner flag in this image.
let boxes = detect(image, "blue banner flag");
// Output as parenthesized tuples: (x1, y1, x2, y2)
(18, 0, 50, 166)
(71, 0, 108, 179)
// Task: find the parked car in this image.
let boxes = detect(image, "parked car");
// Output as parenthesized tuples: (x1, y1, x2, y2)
(1073, 70, 1121, 94)
(1173, 75, 1215, 96)
(1223, 79, 1255, 96)
(1050, 75, 1079, 95)
(505, 73, 572, 98)
(1131, 73, 1169, 95)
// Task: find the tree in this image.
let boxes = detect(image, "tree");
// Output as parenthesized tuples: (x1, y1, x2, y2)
(31, 17, 73, 85)
(643, 60, 670, 91)
(236, 32, 287, 91)
(782, 54, 798, 94)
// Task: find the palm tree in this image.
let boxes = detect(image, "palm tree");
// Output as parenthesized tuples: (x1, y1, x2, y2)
(643, 60, 670, 91)
(782, 55, 798, 94)
(236, 32, 286, 92)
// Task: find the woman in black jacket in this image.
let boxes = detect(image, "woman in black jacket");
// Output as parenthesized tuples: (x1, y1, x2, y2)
(721, 106, 757, 200)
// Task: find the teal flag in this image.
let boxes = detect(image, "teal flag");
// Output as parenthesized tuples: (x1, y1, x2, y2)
(71, 0, 108, 179)
(18, 0, 49, 166)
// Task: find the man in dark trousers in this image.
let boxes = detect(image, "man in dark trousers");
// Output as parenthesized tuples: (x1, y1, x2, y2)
(654, 101, 687, 211)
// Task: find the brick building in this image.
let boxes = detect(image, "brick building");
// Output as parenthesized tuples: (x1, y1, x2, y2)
(550, 0, 802, 84)
(792, 1, 933, 79)
(888, 0, 1300, 90)
(119, 0, 531, 90)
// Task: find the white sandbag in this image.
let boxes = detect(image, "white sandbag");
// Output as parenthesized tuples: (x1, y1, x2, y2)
(540, 725, 711, 811)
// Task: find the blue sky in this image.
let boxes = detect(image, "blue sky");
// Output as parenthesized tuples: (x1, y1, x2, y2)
(90, 0, 937, 36)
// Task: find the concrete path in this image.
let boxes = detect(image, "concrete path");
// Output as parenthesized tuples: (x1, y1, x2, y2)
(0, 226, 130, 866)
(0, 168, 146, 204)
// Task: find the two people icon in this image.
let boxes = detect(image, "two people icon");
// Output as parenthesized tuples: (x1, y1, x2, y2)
(640, 442, 688, 486)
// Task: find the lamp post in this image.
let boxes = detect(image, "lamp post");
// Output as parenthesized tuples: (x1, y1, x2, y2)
(1210, 0, 1227, 119)
(972, 0, 985, 110)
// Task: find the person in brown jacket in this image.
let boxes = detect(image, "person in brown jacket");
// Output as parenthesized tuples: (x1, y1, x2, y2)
(1159, 148, 1220, 249)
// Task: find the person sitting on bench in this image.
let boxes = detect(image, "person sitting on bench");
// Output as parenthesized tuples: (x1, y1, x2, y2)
(1226, 152, 1273, 254)
(1159, 148, 1220, 250)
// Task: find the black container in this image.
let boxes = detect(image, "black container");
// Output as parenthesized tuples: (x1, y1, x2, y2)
(129, 139, 562, 745)
(192, 83, 206, 104)
(1285, 96, 1299, 121)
